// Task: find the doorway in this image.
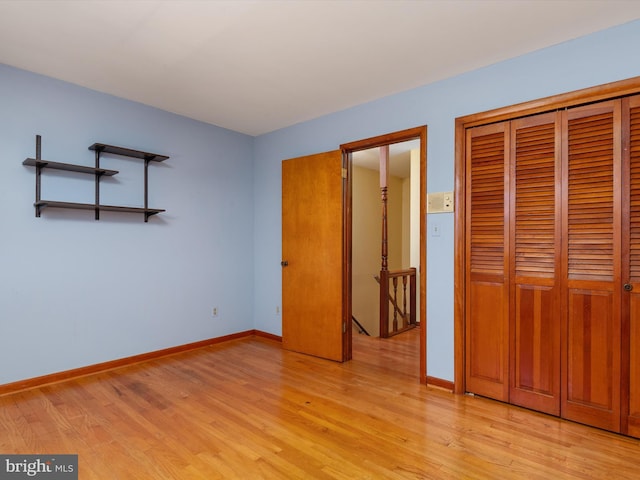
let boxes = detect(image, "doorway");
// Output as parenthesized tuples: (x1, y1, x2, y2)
(341, 126, 427, 381)
(351, 140, 420, 338)
(281, 126, 427, 381)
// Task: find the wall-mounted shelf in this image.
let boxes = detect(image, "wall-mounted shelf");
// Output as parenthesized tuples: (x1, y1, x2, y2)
(22, 158, 119, 176)
(32, 200, 165, 216)
(88, 143, 169, 162)
(22, 135, 168, 222)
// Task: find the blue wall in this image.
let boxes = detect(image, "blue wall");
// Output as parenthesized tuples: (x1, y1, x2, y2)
(253, 20, 640, 381)
(0, 65, 255, 384)
(2, 19, 640, 386)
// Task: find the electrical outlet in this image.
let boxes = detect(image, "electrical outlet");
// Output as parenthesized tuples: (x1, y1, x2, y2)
(276, 306, 280, 316)
(212, 307, 219, 317)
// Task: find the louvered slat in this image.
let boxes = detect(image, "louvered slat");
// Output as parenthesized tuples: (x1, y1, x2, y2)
(630, 105, 640, 281)
(515, 122, 556, 277)
(470, 131, 504, 275)
(567, 112, 614, 281)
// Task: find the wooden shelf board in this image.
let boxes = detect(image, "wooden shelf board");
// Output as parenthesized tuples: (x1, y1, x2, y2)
(35, 200, 164, 216)
(23, 158, 118, 176)
(89, 143, 169, 162)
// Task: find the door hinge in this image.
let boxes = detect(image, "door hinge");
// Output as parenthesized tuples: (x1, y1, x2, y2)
(341, 167, 348, 179)
(343, 322, 347, 333)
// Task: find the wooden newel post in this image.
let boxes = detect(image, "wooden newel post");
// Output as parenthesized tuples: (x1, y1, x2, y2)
(379, 145, 390, 338)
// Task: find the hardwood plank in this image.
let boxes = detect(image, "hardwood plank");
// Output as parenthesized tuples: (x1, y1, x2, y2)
(1, 329, 639, 479)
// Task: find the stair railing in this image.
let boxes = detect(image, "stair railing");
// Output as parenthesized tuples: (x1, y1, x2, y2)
(376, 268, 417, 338)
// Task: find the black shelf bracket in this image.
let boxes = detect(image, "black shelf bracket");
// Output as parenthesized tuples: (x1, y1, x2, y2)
(35, 135, 42, 218)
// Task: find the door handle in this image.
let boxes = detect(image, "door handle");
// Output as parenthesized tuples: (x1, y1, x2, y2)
(281, 260, 289, 267)
(624, 283, 633, 292)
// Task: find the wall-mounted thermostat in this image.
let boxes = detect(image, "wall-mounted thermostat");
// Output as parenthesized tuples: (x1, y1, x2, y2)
(427, 191, 454, 213)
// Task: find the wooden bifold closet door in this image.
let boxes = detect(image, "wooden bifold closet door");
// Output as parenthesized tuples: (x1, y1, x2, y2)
(465, 122, 510, 402)
(626, 95, 640, 438)
(509, 112, 561, 417)
(465, 94, 640, 436)
(562, 101, 622, 432)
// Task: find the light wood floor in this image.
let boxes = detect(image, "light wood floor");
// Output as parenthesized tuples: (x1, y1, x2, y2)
(1, 328, 639, 479)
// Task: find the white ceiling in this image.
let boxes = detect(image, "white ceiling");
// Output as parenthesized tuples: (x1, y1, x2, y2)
(0, 1, 639, 136)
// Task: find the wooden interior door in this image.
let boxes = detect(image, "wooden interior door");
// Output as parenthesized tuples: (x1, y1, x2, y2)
(282, 150, 346, 362)
(464, 122, 510, 401)
(561, 101, 622, 432)
(508, 112, 561, 415)
(625, 95, 640, 437)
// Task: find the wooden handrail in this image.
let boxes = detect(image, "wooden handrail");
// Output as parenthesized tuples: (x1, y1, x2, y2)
(352, 316, 371, 336)
(387, 269, 417, 278)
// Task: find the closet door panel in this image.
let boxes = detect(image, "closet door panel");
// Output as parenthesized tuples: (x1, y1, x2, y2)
(562, 101, 622, 432)
(465, 122, 510, 401)
(626, 95, 640, 438)
(566, 287, 618, 429)
(467, 280, 507, 399)
(509, 113, 561, 415)
(629, 293, 640, 437)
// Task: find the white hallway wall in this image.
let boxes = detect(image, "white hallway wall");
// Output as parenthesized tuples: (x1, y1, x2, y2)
(253, 20, 640, 382)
